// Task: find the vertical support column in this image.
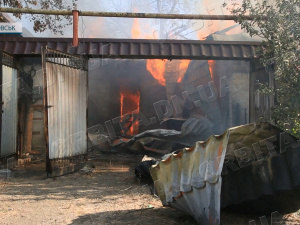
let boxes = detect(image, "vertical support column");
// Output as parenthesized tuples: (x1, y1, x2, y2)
(0, 51, 3, 156)
(249, 60, 257, 123)
(72, 10, 79, 47)
(18, 103, 26, 156)
(24, 106, 34, 153)
(41, 46, 51, 174)
(249, 59, 275, 123)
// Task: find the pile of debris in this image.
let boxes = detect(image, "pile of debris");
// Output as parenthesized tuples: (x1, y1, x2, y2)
(149, 122, 300, 224)
(89, 117, 215, 155)
(89, 121, 300, 224)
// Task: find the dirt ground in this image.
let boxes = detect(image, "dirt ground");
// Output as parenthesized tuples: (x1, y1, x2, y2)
(0, 151, 299, 225)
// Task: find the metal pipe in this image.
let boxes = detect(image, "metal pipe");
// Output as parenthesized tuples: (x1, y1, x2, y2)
(0, 7, 254, 20)
(72, 10, 79, 47)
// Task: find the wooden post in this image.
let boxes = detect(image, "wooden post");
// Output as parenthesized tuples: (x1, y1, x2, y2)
(24, 106, 34, 153)
(19, 103, 26, 156)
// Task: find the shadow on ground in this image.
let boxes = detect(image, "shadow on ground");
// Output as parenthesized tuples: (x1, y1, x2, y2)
(69, 208, 197, 225)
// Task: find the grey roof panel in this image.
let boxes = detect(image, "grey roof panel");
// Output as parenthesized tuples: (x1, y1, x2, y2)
(0, 37, 261, 60)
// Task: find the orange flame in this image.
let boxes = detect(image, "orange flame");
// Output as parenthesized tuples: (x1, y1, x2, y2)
(198, 1, 242, 82)
(131, 17, 188, 86)
(177, 76, 183, 83)
(147, 59, 190, 85)
(131, 17, 165, 86)
(177, 60, 190, 83)
(120, 91, 140, 135)
(87, 18, 103, 38)
(197, 0, 242, 40)
(208, 60, 215, 80)
(131, 18, 141, 39)
(146, 59, 167, 86)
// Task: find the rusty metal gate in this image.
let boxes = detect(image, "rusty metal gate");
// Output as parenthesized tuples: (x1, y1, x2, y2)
(42, 47, 88, 177)
(0, 50, 18, 159)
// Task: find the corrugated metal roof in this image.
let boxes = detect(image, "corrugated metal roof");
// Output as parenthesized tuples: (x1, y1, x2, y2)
(0, 37, 261, 60)
(150, 122, 300, 224)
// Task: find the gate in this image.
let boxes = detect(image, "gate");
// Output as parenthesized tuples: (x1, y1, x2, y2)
(42, 47, 88, 177)
(0, 50, 18, 159)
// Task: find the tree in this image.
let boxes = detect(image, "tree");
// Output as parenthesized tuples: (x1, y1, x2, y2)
(0, 0, 78, 34)
(100, 1, 134, 38)
(229, 0, 300, 137)
(132, 0, 200, 39)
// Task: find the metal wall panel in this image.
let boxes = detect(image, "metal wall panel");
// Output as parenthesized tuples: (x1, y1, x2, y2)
(1, 65, 18, 157)
(46, 62, 87, 159)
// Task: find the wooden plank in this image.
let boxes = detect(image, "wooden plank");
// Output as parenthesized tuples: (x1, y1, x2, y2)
(32, 104, 44, 110)
(18, 103, 26, 156)
(33, 118, 43, 120)
(24, 106, 34, 153)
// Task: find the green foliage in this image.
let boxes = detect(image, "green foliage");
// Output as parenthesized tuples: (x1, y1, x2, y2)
(228, 0, 300, 137)
(0, 0, 78, 34)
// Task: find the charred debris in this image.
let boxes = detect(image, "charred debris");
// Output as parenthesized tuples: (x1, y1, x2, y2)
(93, 121, 300, 224)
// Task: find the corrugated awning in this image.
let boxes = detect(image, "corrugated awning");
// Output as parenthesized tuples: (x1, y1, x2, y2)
(0, 37, 261, 60)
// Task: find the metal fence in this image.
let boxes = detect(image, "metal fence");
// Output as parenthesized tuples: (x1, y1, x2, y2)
(0, 51, 18, 158)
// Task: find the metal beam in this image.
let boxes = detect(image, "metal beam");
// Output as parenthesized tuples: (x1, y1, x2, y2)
(0, 37, 261, 60)
(0, 7, 254, 20)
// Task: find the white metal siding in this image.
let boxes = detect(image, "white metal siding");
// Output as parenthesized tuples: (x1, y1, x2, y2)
(1, 65, 18, 157)
(46, 62, 87, 159)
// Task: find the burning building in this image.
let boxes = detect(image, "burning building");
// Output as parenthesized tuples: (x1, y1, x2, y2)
(0, 37, 269, 172)
(89, 58, 250, 140)
(0, 30, 297, 225)
(0, 3, 298, 225)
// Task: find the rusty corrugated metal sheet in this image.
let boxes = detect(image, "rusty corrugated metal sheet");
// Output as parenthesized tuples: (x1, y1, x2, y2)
(150, 131, 229, 224)
(0, 37, 261, 60)
(150, 122, 300, 224)
(221, 123, 300, 213)
(46, 61, 88, 159)
(0, 64, 18, 157)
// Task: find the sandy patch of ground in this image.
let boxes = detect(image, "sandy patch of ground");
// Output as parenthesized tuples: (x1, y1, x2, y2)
(0, 152, 299, 225)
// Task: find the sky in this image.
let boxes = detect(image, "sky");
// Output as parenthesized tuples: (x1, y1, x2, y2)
(5, 0, 260, 41)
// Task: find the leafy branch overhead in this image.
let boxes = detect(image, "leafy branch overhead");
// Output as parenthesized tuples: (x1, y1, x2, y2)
(0, 0, 78, 34)
(227, 0, 299, 137)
